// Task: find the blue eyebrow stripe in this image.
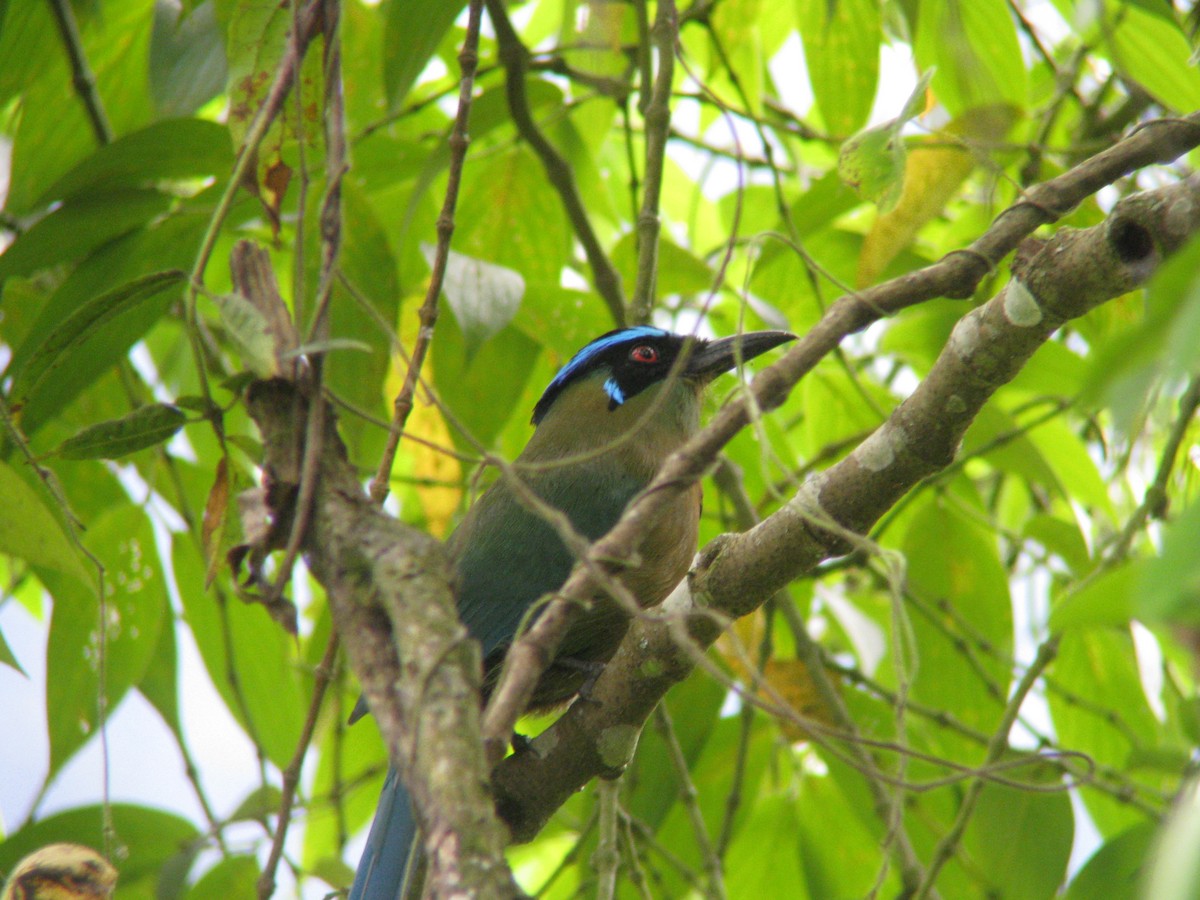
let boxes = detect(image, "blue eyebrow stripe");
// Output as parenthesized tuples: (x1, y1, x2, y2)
(545, 326, 668, 395)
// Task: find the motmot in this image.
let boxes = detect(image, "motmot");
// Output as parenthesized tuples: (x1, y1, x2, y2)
(349, 325, 795, 899)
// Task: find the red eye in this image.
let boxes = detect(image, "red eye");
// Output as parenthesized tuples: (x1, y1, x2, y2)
(630, 345, 659, 364)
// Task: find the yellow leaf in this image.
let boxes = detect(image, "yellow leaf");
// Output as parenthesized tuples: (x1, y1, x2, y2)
(716, 609, 835, 742)
(387, 310, 462, 537)
(761, 658, 834, 742)
(857, 104, 1019, 287)
(406, 389, 462, 538)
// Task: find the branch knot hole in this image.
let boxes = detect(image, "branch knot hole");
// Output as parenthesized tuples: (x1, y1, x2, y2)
(1109, 217, 1155, 265)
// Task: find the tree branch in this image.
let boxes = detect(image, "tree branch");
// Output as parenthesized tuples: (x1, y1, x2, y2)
(488, 169, 1200, 843)
(479, 114, 1200, 759)
(234, 245, 522, 899)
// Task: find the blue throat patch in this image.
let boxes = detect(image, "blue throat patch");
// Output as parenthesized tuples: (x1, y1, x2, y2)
(603, 376, 625, 407)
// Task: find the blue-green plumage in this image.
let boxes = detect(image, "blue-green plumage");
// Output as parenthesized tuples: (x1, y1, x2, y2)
(350, 326, 794, 899)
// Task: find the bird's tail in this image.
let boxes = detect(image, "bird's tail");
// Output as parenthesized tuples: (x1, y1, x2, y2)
(349, 767, 419, 900)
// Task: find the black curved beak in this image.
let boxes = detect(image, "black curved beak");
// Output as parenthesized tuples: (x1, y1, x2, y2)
(684, 330, 796, 379)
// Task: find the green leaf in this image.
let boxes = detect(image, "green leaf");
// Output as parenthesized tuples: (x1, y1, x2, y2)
(6, 205, 206, 437)
(425, 245, 525, 360)
(214, 291, 278, 377)
(511, 286, 613, 361)
(797, 0, 882, 136)
(3, 0, 156, 214)
(903, 498, 1013, 733)
(915, 0, 1027, 114)
(1105, 4, 1200, 114)
(1082, 235, 1200, 412)
(12, 270, 185, 408)
(1007, 338, 1087, 400)
(837, 70, 934, 212)
(1050, 562, 1139, 632)
(0, 459, 92, 586)
(611, 233, 714, 298)
(454, 146, 573, 289)
(1049, 629, 1159, 836)
(55, 403, 188, 460)
(319, 182, 401, 462)
(962, 760, 1074, 900)
(0, 804, 200, 889)
(1024, 513, 1091, 575)
(1139, 499, 1200, 625)
(230, 785, 284, 822)
(1023, 414, 1115, 518)
(800, 366, 889, 458)
(219, 0, 290, 148)
(0, 624, 26, 676)
(0, 2, 60, 103)
(798, 756, 900, 896)
(43, 506, 168, 775)
(383, 0, 465, 110)
(1064, 823, 1155, 900)
(725, 795, 809, 898)
(432, 316, 539, 451)
(625, 675, 726, 832)
(1140, 780, 1200, 900)
(305, 687, 386, 870)
(39, 118, 233, 204)
(150, 2, 227, 117)
(186, 856, 261, 900)
(137, 609, 181, 733)
(0, 190, 172, 284)
(220, 0, 324, 193)
(172, 537, 308, 770)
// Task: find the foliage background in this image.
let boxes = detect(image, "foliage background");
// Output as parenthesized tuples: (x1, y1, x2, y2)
(2, 0, 1200, 897)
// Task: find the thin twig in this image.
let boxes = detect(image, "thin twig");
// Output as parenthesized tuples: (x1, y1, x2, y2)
(486, 0, 627, 326)
(46, 0, 112, 145)
(653, 703, 726, 900)
(0, 396, 111, 852)
(628, 0, 677, 324)
(185, 0, 324, 425)
(113, 363, 231, 854)
(257, 635, 341, 899)
(367, 0, 485, 506)
(265, 0, 348, 607)
(624, 813, 708, 892)
(913, 637, 1060, 899)
(594, 779, 622, 900)
(776, 601, 933, 897)
(1110, 374, 1200, 561)
(620, 812, 655, 900)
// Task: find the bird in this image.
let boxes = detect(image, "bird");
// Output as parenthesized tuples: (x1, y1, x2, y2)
(1, 844, 117, 900)
(349, 325, 795, 899)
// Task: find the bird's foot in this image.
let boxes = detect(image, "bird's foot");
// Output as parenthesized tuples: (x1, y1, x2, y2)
(556, 656, 605, 706)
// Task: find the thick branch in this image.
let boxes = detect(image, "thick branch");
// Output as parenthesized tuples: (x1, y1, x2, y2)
(234, 245, 520, 899)
(489, 171, 1200, 842)
(480, 114, 1200, 754)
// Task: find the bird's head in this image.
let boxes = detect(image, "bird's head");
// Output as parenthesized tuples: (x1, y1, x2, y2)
(531, 326, 795, 425)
